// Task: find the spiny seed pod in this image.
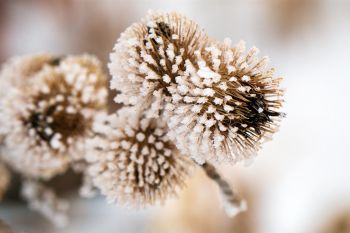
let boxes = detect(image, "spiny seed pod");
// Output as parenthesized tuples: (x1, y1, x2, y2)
(0, 54, 108, 179)
(109, 11, 284, 164)
(109, 11, 210, 108)
(85, 108, 192, 207)
(0, 162, 10, 200)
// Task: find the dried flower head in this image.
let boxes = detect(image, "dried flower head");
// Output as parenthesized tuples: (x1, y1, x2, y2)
(0, 162, 10, 200)
(85, 108, 192, 207)
(109, 11, 284, 164)
(0, 54, 108, 179)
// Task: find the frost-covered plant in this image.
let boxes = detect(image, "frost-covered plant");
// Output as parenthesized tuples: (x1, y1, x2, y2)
(84, 107, 192, 207)
(0, 54, 108, 179)
(0, 10, 285, 223)
(109, 11, 284, 164)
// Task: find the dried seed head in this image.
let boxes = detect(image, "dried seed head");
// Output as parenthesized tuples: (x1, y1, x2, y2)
(0, 54, 108, 179)
(109, 11, 284, 164)
(109, 11, 210, 108)
(85, 108, 192, 207)
(0, 162, 10, 200)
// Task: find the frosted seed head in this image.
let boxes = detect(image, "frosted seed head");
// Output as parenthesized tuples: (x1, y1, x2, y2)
(84, 107, 193, 208)
(0, 54, 108, 179)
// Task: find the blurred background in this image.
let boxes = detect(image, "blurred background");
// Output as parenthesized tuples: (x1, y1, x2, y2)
(0, 0, 350, 233)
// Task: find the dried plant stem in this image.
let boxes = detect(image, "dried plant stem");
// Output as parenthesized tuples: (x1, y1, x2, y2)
(201, 162, 247, 217)
(21, 179, 69, 228)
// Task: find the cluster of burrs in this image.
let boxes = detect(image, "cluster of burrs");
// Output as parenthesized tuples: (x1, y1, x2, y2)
(108, 11, 284, 211)
(0, 10, 284, 226)
(109, 11, 284, 165)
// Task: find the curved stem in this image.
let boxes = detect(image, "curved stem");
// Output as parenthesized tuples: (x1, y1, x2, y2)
(201, 162, 247, 217)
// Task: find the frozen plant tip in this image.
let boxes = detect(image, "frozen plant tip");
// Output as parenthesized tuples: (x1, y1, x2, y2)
(0, 54, 108, 179)
(85, 108, 192, 207)
(109, 11, 284, 164)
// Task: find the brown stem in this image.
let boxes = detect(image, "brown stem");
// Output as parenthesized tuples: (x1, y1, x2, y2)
(201, 162, 247, 217)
